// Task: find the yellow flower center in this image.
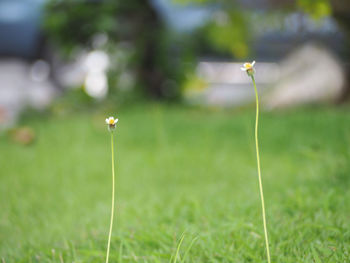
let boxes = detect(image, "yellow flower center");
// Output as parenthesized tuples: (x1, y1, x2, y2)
(245, 63, 252, 69)
(109, 119, 114, 125)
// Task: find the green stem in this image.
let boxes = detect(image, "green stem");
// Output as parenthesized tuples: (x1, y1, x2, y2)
(106, 132, 116, 263)
(252, 76, 271, 263)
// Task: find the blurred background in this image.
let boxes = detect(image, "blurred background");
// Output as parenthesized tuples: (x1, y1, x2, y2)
(0, 0, 349, 128)
(1, 0, 350, 261)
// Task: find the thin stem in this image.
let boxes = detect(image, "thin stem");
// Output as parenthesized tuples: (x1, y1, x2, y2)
(251, 76, 271, 263)
(106, 132, 116, 263)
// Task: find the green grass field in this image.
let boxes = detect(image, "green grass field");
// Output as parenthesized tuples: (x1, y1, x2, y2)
(1, 104, 350, 262)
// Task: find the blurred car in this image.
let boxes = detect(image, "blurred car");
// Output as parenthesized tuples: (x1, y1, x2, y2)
(0, 0, 47, 59)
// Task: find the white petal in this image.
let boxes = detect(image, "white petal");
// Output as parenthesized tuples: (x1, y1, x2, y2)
(251, 61, 256, 66)
(241, 67, 247, 71)
(243, 63, 248, 67)
(114, 119, 119, 124)
(105, 118, 109, 124)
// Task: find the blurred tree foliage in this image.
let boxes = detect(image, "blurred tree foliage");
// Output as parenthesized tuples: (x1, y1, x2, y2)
(45, 0, 196, 100)
(297, 0, 331, 20)
(203, 10, 250, 58)
(45, 2, 117, 55)
(175, 0, 333, 57)
(331, 0, 350, 100)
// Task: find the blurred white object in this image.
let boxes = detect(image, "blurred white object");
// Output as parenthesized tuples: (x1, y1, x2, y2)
(265, 43, 345, 109)
(83, 50, 109, 99)
(0, 59, 56, 128)
(84, 50, 109, 72)
(85, 71, 108, 98)
(57, 49, 110, 96)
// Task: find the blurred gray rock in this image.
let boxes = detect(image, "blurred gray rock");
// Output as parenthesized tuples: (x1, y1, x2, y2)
(264, 43, 345, 109)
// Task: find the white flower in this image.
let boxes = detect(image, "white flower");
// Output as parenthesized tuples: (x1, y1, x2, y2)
(241, 61, 256, 76)
(105, 116, 118, 131)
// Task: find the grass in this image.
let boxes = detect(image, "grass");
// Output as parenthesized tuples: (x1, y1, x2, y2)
(1, 103, 350, 262)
